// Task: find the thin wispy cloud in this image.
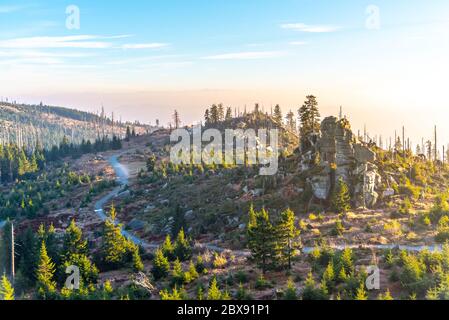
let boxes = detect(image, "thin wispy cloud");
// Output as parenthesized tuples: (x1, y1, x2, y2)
(121, 43, 169, 49)
(289, 41, 307, 46)
(0, 5, 24, 13)
(0, 50, 94, 58)
(0, 35, 132, 49)
(202, 51, 286, 60)
(281, 23, 340, 33)
(106, 55, 182, 65)
(0, 57, 64, 65)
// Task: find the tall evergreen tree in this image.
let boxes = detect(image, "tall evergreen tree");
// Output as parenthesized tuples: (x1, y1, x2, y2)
(217, 104, 225, 121)
(152, 249, 170, 280)
(209, 104, 219, 123)
(225, 107, 233, 121)
(173, 110, 181, 129)
(61, 220, 98, 285)
(247, 208, 278, 273)
(331, 178, 351, 213)
(36, 241, 56, 299)
(299, 95, 321, 138)
(204, 109, 211, 125)
(174, 228, 191, 261)
(285, 110, 297, 133)
(101, 204, 132, 269)
(277, 208, 301, 269)
(273, 104, 283, 124)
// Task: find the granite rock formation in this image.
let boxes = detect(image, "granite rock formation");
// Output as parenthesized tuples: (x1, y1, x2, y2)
(300, 116, 381, 208)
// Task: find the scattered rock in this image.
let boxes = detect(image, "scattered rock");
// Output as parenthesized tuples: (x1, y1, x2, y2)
(127, 219, 145, 231)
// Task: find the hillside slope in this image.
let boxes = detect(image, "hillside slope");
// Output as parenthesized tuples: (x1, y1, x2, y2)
(0, 102, 151, 149)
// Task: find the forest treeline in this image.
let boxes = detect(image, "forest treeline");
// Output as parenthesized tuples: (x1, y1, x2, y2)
(0, 135, 122, 184)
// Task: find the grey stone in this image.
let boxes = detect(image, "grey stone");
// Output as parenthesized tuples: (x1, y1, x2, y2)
(354, 144, 376, 163)
(127, 219, 145, 231)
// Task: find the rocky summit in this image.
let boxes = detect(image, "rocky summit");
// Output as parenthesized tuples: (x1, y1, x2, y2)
(301, 116, 381, 208)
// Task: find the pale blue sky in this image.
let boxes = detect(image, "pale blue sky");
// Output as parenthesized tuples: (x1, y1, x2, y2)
(1, 1, 449, 147)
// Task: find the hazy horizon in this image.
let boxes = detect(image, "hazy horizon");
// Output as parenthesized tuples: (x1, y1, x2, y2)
(2, 0, 449, 149)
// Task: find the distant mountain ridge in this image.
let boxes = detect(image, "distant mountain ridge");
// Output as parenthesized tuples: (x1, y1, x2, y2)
(0, 102, 151, 149)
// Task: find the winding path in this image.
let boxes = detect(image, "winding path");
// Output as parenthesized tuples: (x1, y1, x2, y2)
(94, 154, 156, 248)
(1, 154, 446, 257)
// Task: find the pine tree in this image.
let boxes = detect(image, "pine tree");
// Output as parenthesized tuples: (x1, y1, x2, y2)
(125, 126, 131, 141)
(207, 277, 222, 300)
(101, 204, 131, 268)
(131, 245, 144, 272)
(204, 109, 211, 124)
(340, 248, 354, 274)
(355, 281, 368, 300)
(299, 95, 320, 138)
(174, 228, 191, 261)
(210, 104, 219, 123)
(273, 105, 283, 124)
(162, 234, 175, 260)
(225, 107, 232, 121)
(146, 155, 157, 172)
(378, 289, 394, 300)
(217, 104, 224, 121)
(0, 274, 14, 300)
(152, 249, 170, 280)
(247, 208, 279, 273)
(36, 241, 56, 299)
(171, 258, 184, 285)
(331, 177, 351, 213)
(61, 220, 98, 285)
(277, 208, 301, 269)
(283, 278, 298, 300)
(323, 261, 335, 284)
(63, 220, 88, 259)
(173, 110, 181, 129)
(285, 110, 297, 133)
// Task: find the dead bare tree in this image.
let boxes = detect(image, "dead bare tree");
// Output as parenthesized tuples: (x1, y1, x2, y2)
(132, 272, 155, 294)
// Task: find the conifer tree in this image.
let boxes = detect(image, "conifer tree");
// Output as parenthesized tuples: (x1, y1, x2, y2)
(152, 249, 170, 280)
(174, 228, 191, 261)
(285, 110, 297, 133)
(217, 104, 224, 121)
(331, 177, 351, 213)
(209, 104, 219, 123)
(0, 274, 14, 300)
(204, 109, 211, 124)
(277, 208, 301, 269)
(283, 278, 298, 300)
(131, 245, 144, 272)
(162, 234, 175, 261)
(171, 258, 184, 285)
(225, 107, 232, 121)
(355, 281, 368, 300)
(61, 220, 98, 285)
(62, 220, 87, 259)
(146, 155, 157, 173)
(247, 208, 278, 273)
(173, 110, 181, 129)
(299, 95, 320, 138)
(101, 204, 131, 268)
(273, 104, 283, 124)
(36, 241, 56, 299)
(207, 277, 222, 300)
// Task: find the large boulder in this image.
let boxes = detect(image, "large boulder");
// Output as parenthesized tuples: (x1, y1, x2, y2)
(301, 116, 382, 208)
(354, 144, 376, 163)
(353, 163, 382, 208)
(310, 175, 331, 200)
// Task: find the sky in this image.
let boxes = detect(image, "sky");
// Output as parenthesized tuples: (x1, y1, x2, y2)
(1, 0, 449, 149)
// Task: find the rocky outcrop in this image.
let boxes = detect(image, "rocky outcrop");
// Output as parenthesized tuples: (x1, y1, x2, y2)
(301, 116, 382, 208)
